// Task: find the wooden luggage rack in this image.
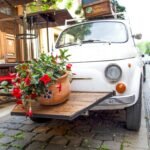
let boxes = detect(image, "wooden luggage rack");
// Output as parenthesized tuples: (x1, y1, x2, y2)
(11, 91, 114, 120)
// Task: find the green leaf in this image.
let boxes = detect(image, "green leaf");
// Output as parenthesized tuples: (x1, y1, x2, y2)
(20, 72, 27, 78)
(0, 81, 8, 86)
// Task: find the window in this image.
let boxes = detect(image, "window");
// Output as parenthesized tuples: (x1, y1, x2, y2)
(56, 21, 128, 48)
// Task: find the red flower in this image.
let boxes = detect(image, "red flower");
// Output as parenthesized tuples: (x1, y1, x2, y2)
(12, 88, 22, 99)
(39, 74, 51, 85)
(56, 83, 62, 92)
(14, 76, 21, 84)
(31, 93, 37, 99)
(24, 77, 31, 86)
(66, 64, 72, 71)
(16, 99, 23, 105)
(26, 106, 33, 117)
(25, 95, 30, 99)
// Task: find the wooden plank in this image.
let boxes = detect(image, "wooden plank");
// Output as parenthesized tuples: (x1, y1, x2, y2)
(0, 96, 15, 105)
(11, 92, 113, 120)
(0, 9, 72, 28)
(83, 0, 113, 19)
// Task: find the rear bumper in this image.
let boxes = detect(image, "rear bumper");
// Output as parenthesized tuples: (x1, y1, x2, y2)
(91, 94, 136, 110)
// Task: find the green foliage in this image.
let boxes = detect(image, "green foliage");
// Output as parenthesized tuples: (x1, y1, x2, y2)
(99, 145, 110, 150)
(137, 41, 150, 54)
(63, 24, 92, 42)
(0, 81, 12, 94)
(27, 0, 71, 12)
(0, 132, 4, 139)
(115, 1, 126, 12)
(75, 4, 84, 18)
(14, 49, 71, 102)
(12, 132, 24, 140)
(10, 144, 22, 149)
(0, 144, 9, 149)
(120, 142, 124, 150)
(96, 145, 110, 150)
(65, 0, 73, 9)
(111, 0, 126, 19)
(0, 81, 8, 86)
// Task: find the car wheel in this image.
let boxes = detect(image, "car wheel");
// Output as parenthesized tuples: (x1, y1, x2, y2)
(126, 79, 142, 131)
(30, 117, 50, 123)
(143, 65, 146, 82)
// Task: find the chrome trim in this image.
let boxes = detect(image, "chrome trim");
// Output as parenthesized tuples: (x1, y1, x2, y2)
(91, 94, 136, 110)
(68, 57, 136, 64)
(105, 64, 122, 83)
(72, 77, 92, 80)
(99, 94, 135, 106)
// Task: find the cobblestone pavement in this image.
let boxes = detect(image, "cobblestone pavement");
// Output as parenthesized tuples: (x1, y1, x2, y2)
(144, 65, 150, 148)
(0, 71, 149, 150)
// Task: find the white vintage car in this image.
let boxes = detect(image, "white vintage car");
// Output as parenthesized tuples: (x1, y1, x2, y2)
(55, 19, 144, 130)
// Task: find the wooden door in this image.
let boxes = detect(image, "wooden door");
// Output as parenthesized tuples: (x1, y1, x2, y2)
(0, 23, 5, 61)
(5, 33, 16, 63)
(0, 21, 17, 63)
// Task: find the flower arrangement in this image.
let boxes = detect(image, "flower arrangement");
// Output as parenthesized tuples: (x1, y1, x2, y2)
(12, 49, 72, 116)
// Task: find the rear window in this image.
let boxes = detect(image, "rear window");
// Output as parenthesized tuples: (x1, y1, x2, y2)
(56, 21, 128, 48)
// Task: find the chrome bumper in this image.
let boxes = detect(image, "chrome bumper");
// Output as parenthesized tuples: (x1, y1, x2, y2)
(91, 94, 136, 110)
(99, 94, 135, 105)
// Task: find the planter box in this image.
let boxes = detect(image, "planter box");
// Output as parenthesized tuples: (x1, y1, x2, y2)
(83, 0, 114, 19)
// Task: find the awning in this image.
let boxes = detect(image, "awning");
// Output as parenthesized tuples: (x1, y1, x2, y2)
(23, 9, 73, 28)
(0, 9, 72, 28)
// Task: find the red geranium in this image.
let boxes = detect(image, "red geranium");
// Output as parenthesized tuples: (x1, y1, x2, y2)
(16, 99, 23, 105)
(10, 49, 72, 118)
(24, 77, 31, 86)
(12, 88, 22, 99)
(66, 64, 72, 71)
(26, 106, 33, 117)
(39, 74, 51, 85)
(31, 93, 37, 99)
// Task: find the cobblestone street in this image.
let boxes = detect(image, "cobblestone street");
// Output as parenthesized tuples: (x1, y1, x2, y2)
(0, 67, 149, 150)
(144, 65, 150, 148)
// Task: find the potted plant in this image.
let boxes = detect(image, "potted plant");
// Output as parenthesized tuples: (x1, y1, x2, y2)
(12, 49, 72, 117)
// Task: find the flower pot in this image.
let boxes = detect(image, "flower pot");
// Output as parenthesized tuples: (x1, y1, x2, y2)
(38, 73, 71, 105)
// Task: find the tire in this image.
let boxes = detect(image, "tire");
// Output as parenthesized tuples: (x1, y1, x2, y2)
(143, 65, 146, 82)
(126, 79, 142, 131)
(30, 117, 50, 123)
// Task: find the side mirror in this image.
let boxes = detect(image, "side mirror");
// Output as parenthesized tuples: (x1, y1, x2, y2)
(133, 34, 142, 40)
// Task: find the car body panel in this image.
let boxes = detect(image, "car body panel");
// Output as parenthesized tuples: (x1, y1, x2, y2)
(55, 19, 144, 110)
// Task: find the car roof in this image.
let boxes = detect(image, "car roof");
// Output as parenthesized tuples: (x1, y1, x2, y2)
(66, 19, 130, 28)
